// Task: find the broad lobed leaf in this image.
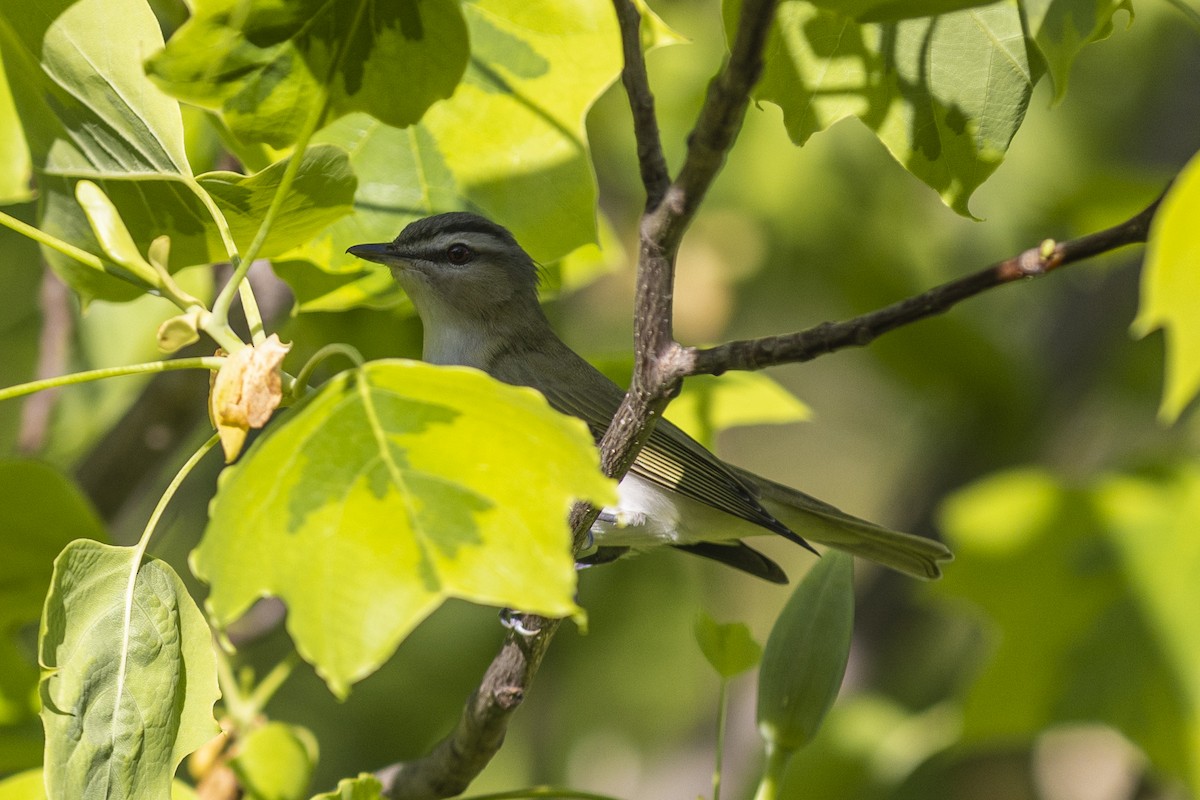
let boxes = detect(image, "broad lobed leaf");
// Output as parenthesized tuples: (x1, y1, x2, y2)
(195, 360, 616, 697)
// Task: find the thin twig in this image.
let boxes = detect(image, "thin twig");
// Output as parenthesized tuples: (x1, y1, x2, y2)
(686, 193, 1163, 377)
(612, 0, 670, 208)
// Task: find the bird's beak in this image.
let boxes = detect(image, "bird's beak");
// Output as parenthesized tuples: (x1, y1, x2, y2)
(346, 242, 394, 265)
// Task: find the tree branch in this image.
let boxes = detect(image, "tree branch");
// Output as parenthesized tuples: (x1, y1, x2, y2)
(377, 617, 560, 800)
(685, 192, 1164, 377)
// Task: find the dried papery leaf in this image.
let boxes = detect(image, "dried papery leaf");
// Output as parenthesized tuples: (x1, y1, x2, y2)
(210, 334, 291, 461)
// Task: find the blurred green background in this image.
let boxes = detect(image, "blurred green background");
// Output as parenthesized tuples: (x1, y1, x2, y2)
(2, 0, 1199, 798)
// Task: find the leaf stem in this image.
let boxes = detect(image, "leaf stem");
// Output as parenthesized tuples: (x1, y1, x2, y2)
(752, 744, 792, 800)
(134, 434, 219, 556)
(247, 652, 302, 712)
(291, 343, 366, 399)
(0, 356, 225, 403)
(0, 208, 106, 272)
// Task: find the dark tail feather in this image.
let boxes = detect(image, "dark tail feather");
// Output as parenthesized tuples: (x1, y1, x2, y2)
(673, 541, 790, 584)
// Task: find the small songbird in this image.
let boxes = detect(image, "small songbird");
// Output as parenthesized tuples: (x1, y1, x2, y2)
(348, 213, 952, 583)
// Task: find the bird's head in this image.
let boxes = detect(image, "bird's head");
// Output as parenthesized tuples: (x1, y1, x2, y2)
(348, 212, 541, 325)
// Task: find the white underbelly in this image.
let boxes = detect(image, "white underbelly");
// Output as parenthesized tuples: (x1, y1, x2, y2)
(589, 473, 761, 548)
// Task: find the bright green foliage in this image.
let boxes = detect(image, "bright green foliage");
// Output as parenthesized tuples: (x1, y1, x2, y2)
(1134, 151, 1200, 422)
(1025, 0, 1132, 99)
(757, 551, 855, 752)
(231, 722, 319, 800)
(936, 467, 1200, 793)
(666, 372, 811, 451)
(145, 0, 470, 150)
(0, 462, 105, 774)
(695, 612, 763, 679)
(734, 0, 1033, 217)
(39, 540, 220, 800)
(311, 774, 385, 800)
(195, 360, 615, 697)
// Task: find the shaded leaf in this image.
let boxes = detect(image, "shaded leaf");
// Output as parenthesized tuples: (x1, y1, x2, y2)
(758, 551, 855, 751)
(0, 768, 200, 800)
(194, 360, 615, 697)
(739, 0, 1034, 216)
(695, 612, 763, 679)
(1133, 151, 1200, 422)
(145, 0, 470, 149)
(40, 540, 220, 800)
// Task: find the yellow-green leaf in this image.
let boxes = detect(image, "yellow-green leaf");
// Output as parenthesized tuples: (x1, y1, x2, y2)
(194, 360, 616, 697)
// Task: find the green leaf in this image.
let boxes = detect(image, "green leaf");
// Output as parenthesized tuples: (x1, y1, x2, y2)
(39, 540, 220, 800)
(199, 144, 358, 258)
(194, 360, 616, 697)
(758, 551, 855, 752)
(741, 0, 1034, 217)
(1133, 151, 1200, 422)
(271, 259, 404, 314)
(1024, 0, 1131, 100)
(934, 466, 1200, 793)
(145, 0, 470, 149)
(0, 462, 105, 740)
(232, 722, 318, 800)
(665, 372, 811, 450)
(695, 612, 763, 679)
(0, 0, 197, 301)
(311, 774, 385, 800)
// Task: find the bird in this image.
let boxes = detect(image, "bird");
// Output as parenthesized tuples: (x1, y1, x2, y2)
(348, 212, 952, 583)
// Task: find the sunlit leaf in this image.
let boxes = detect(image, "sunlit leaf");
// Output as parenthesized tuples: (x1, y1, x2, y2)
(1133, 152, 1200, 422)
(758, 551, 855, 751)
(695, 612, 762, 679)
(145, 0, 469, 149)
(738, 0, 1033, 216)
(40, 540, 220, 800)
(935, 466, 1200, 793)
(194, 360, 616, 697)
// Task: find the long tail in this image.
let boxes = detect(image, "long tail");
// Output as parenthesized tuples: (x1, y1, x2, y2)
(732, 467, 953, 580)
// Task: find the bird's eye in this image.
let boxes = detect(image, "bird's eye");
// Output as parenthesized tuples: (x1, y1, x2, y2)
(446, 243, 473, 265)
